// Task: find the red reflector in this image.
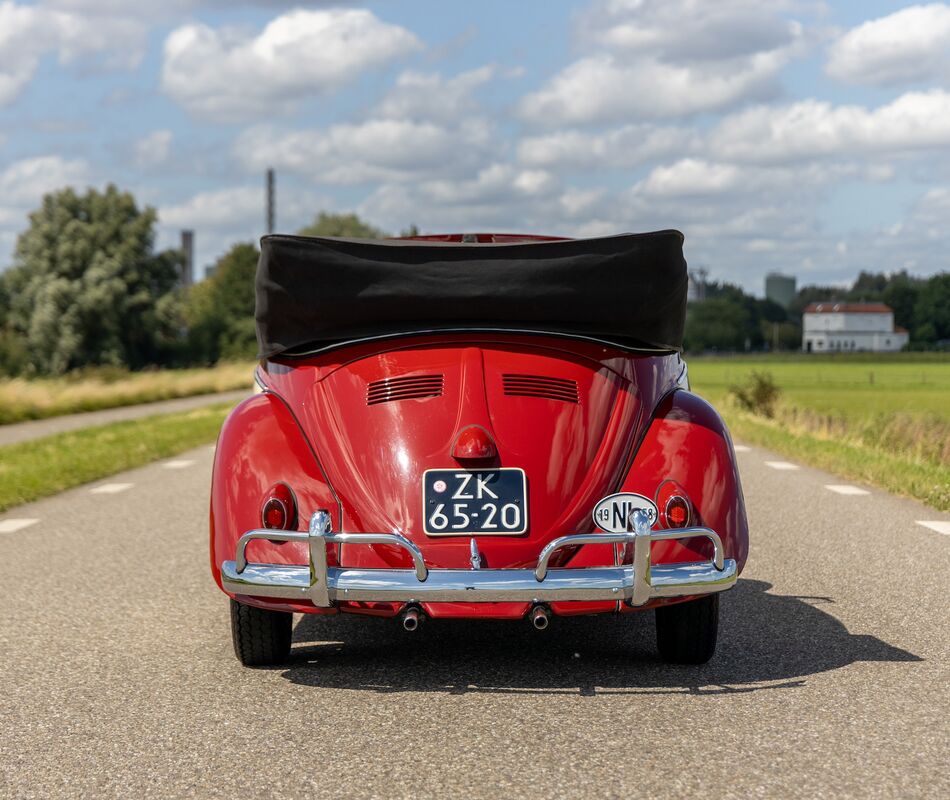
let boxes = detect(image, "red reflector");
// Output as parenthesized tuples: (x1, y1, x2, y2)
(262, 498, 287, 530)
(666, 496, 690, 528)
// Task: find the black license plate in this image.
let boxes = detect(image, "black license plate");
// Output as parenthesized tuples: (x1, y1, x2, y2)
(423, 469, 528, 536)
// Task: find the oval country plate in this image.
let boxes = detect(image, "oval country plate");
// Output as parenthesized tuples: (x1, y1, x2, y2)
(592, 492, 658, 533)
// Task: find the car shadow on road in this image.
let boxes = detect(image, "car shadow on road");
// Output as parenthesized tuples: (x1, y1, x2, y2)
(278, 578, 920, 695)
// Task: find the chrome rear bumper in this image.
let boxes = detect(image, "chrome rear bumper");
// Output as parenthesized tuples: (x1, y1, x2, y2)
(221, 511, 737, 608)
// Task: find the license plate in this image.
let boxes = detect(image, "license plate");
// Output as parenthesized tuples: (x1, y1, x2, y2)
(423, 469, 528, 536)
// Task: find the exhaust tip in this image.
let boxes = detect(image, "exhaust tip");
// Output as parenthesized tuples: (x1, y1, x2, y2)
(530, 605, 550, 631)
(401, 606, 422, 632)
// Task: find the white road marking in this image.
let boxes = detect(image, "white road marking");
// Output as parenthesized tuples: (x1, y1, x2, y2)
(765, 461, 800, 471)
(90, 483, 133, 495)
(0, 518, 39, 533)
(916, 521, 950, 536)
(825, 485, 870, 496)
(162, 459, 195, 469)
(733, 445, 751, 453)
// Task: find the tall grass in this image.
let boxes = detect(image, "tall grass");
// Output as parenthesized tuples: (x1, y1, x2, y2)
(0, 362, 254, 425)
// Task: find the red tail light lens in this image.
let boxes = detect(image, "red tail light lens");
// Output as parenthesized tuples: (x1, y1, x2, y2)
(665, 495, 690, 528)
(261, 482, 297, 530)
(655, 480, 692, 529)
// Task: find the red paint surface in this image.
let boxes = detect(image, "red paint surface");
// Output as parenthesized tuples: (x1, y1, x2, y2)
(211, 332, 748, 619)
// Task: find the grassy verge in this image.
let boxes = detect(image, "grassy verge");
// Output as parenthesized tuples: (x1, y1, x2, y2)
(717, 406, 950, 511)
(0, 362, 254, 425)
(689, 355, 950, 511)
(0, 403, 230, 512)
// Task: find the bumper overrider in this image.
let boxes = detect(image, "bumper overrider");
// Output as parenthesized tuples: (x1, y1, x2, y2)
(221, 510, 738, 608)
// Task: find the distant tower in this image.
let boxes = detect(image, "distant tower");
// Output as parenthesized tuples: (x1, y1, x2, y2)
(765, 273, 796, 309)
(180, 230, 194, 287)
(266, 168, 275, 234)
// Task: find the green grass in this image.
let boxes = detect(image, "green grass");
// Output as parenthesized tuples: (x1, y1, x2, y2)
(688, 354, 950, 511)
(0, 403, 230, 512)
(0, 362, 254, 425)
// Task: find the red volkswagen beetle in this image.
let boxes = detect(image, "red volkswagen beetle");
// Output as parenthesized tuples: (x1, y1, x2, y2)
(211, 231, 748, 666)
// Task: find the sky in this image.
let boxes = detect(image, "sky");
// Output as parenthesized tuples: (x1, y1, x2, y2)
(1, 0, 949, 293)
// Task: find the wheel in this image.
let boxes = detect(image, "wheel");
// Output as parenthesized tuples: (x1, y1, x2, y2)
(229, 599, 293, 666)
(655, 593, 719, 664)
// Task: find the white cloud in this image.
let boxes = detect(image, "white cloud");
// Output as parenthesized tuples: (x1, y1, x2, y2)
(0, 1, 145, 105)
(579, 0, 802, 61)
(235, 118, 494, 184)
(709, 90, 950, 163)
(518, 123, 699, 170)
(377, 66, 512, 122)
(0, 155, 91, 225)
(159, 185, 264, 230)
(520, 0, 807, 125)
(132, 130, 173, 169)
(161, 9, 421, 121)
(520, 53, 788, 125)
(827, 4, 950, 86)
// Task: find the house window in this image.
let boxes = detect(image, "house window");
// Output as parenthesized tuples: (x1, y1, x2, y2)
(886, 338, 890, 346)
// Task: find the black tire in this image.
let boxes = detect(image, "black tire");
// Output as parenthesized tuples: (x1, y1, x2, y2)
(229, 599, 293, 667)
(655, 593, 719, 664)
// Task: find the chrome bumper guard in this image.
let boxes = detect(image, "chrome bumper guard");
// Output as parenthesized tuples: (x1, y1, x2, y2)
(221, 510, 737, 608)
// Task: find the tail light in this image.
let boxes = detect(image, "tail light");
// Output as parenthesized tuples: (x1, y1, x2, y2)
(655, 480, 692, 529)
(261, 482, 297, 530)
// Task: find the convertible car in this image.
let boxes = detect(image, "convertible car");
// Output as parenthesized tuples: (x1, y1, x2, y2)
(211, 231, 749, 666)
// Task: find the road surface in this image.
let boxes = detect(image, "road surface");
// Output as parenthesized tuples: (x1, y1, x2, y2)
(1, 443, 947, 798)
(0, 389, 251, 447)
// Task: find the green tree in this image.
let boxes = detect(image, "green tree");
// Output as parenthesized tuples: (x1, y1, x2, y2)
(184, 242, 259, 363)
(3, 185, 182, 374)
(684, 298, 755, 352)
(297, 212, 388, 239)
(913, 273, 950, 344)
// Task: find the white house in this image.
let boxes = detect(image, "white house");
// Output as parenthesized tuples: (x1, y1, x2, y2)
(802, 302, 909, 353)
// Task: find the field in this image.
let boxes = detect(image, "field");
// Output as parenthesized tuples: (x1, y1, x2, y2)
(688, 354, 950, 511)
(0, 362, 254, 425)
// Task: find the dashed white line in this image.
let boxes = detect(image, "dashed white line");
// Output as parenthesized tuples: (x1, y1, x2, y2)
(733, 445, 751, 453)
(825, 485, 870, 496)
(162, 459, 195, 469)
(916, 521, 950, 536)
(90, 483, 133, 495)
(0, 518, 39, 533)
(765, 461, 800, 471)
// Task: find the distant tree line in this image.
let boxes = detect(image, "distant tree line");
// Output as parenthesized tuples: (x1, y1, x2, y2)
(0, 186, 415, 377)
(684, 271, 950, 353)
(2, 183, 948, 374)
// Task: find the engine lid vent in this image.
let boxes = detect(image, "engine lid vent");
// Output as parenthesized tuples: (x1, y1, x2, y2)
(367, 374, 444, 405)
(502, 374, 579, 403)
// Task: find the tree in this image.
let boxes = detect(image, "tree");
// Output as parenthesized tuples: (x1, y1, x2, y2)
(913, 273, 950, 344)
(3, 185, 182, 374)
(684, 298, 755, 352)
(297, 212, 388, 239)
(184, 242, 259, 363)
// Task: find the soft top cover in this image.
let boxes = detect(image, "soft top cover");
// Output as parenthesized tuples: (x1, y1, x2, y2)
(255, 230, 687, 358)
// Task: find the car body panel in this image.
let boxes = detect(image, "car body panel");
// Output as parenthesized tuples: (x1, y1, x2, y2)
(211, 331, 747, 619)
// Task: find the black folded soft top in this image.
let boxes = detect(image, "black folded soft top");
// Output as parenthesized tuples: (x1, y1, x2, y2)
(255, 231, 688, 358)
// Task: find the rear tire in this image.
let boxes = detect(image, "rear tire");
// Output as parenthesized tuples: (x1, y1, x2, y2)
(655, 593, 719, 664)
(229, 599, 293, 667)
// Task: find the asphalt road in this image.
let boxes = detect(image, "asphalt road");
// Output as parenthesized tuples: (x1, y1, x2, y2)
(0, 390, 251, 447)
(1, 443, 948, 799)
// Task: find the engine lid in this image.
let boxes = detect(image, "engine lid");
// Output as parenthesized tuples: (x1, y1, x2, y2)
(297, 340, 642, 570)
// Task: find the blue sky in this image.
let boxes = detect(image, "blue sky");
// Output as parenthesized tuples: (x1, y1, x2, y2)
(2, 1, 949, 293)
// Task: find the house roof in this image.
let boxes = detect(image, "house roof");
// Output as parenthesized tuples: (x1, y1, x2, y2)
(804, 302, 893, 314)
